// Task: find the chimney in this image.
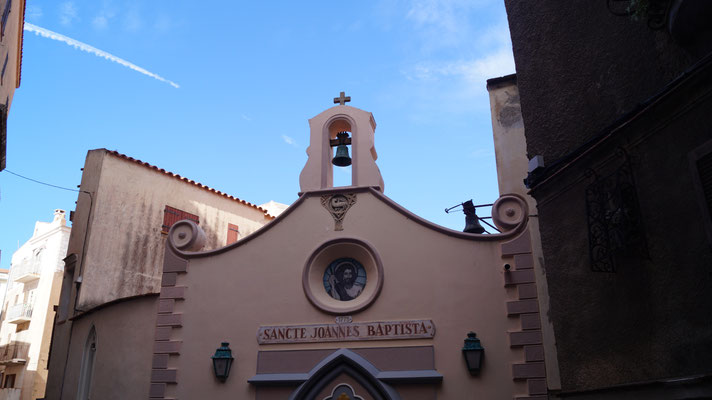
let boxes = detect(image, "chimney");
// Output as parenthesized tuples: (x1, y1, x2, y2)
(53, 209, 67, 226)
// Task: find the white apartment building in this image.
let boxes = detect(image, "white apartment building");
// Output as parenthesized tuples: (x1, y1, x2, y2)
(0, 210, 70, 400)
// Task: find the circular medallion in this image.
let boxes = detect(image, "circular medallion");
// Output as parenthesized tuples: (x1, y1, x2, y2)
(323, 258, 367, 301)
(303, 238, 383, 315)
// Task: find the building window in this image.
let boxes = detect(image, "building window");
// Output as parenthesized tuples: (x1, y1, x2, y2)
(77, 326, 97, 400)
(0, 0, 11, 40)
(227, 223, 239, 245)
(585, 153, 647, 272)
(57, 254, 77, 322)
(3, 373, 15, 388)
(161, 206, 199, 234)
(1, 53, 7, 86)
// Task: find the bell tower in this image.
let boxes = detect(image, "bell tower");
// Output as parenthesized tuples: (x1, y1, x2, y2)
(299, 92, 384, 193)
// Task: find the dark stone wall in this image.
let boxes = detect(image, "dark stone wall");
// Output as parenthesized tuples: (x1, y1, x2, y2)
(504, 0, 694, 161)
(504, 0, 712, 394)
(533, 81, 712, 391)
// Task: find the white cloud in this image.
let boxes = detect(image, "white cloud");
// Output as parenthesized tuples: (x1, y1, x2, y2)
(92, 3, 117, 31)
(153, 15, 173, 33)
(476, 20, 513, 49)
(24, 23, 180, 88)
(123, 8, 142, 32)
(92, 15, 108, 30)
(282, 135, 297, 147)
(26, 5, 43, 21)
(240, 114, 251, 121)
(400, 3, 515, 99)
(405, 0, 487, 49)
(405, 47, 514, 86)
(59, 2, 79, 26)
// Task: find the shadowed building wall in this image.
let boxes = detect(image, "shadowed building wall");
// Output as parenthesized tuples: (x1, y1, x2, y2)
(505, 0, 712, 397)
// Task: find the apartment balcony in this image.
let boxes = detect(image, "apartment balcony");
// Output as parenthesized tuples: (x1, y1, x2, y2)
(0, 341, 29, 365)
(6, 304, 32, 324)
(0, 388, 21, 400)
(10, 264, 41, 284)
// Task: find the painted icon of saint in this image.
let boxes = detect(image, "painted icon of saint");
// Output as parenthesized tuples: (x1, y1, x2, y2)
(324, 258, 366, 301)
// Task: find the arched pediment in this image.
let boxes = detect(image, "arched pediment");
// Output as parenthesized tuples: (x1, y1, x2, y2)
(288, 349, 401, 400)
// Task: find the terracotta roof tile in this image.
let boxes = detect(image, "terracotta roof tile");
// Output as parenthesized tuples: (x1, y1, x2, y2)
(104, 149, 274, 219)
(17, 0, 26, 88)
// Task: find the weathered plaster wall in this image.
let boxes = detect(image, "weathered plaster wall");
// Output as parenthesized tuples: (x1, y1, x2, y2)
(488, 75, 561, 391)
(72, 149, 272, 311)
(488, 76, 527, 196)
(168, 191, 530, 399)
(504, 0, 695, 162)
(52, 295, 158, 400)
(0, 0, 24, 111)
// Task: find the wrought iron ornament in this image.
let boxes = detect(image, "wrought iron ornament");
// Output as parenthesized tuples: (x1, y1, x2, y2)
(606, 0, 672, 30)
(585, 150, 648, 272)
(321, 193, 357, 231)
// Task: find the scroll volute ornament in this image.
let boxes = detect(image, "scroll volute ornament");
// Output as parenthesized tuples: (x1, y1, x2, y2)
(168, 220, 207, 251)
(491, 194, 529, 232)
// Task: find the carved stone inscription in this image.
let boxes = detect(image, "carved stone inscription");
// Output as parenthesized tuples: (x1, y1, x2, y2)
(257, 319, 435, 344)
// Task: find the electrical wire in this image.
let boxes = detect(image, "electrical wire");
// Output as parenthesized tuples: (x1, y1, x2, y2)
(2, 169, 79, 192)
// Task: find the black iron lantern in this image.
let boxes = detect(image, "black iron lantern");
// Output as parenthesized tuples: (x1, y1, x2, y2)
(211, 342, 234, 382)
(462, 332, 484, 375)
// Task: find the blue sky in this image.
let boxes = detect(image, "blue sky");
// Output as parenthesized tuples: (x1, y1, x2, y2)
(0, 0, 515, 269)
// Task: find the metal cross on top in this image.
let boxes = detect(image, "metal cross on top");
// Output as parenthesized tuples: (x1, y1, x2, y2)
(333, 91, 351, 105)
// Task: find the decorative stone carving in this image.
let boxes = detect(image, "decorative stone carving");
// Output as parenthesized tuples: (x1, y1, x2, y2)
(321, 194, 357, 231)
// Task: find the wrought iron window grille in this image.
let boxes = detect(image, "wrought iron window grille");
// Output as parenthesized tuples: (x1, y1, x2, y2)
(585, 148, 649, 272)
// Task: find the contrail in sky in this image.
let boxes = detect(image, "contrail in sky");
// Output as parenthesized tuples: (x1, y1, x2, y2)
(24, 22, 179, 88)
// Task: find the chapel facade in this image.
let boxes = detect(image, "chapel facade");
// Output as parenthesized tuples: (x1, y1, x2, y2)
(45, 99, 547, 399)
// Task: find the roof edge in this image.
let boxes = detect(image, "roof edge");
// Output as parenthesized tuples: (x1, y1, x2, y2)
(173, 186, 529, 259)
(100, 149, 273, 218)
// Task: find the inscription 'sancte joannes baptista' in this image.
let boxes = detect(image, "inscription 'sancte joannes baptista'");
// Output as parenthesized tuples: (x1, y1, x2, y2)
(257, 320, 435, 344)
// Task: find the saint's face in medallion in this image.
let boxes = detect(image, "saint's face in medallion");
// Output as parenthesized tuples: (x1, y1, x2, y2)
(323, 258, 366, 301)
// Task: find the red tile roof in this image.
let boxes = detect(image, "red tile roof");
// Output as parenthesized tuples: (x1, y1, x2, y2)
(17, 0, 26, 88)
(104, 149, 274, 218)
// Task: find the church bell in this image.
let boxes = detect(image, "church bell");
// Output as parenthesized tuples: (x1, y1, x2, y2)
(332, 145, 352, 167)
(331, 131, 352, 167)
(463, 200, 486, 234)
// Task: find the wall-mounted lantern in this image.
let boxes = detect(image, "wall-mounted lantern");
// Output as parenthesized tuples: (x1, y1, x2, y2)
(211, 342, 234, 382)
(462, 332, 484, 375)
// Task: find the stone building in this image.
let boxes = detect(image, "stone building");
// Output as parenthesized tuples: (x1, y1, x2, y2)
(44, 148, 280, 398)
(0, 209, 70, 400)
(504, 1, 712, 398)
(44, 99, 550, 399)
(0, 0, 26, 171)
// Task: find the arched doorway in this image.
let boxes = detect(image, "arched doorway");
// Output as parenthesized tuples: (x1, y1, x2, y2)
(289, 349, 400, 400)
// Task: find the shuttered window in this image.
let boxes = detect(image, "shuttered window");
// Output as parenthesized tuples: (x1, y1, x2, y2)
(0, 0, 11, 40)
(162, 206, 199, 233)
(1, 53, 7, 85)
(227, 223, 239, 245)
